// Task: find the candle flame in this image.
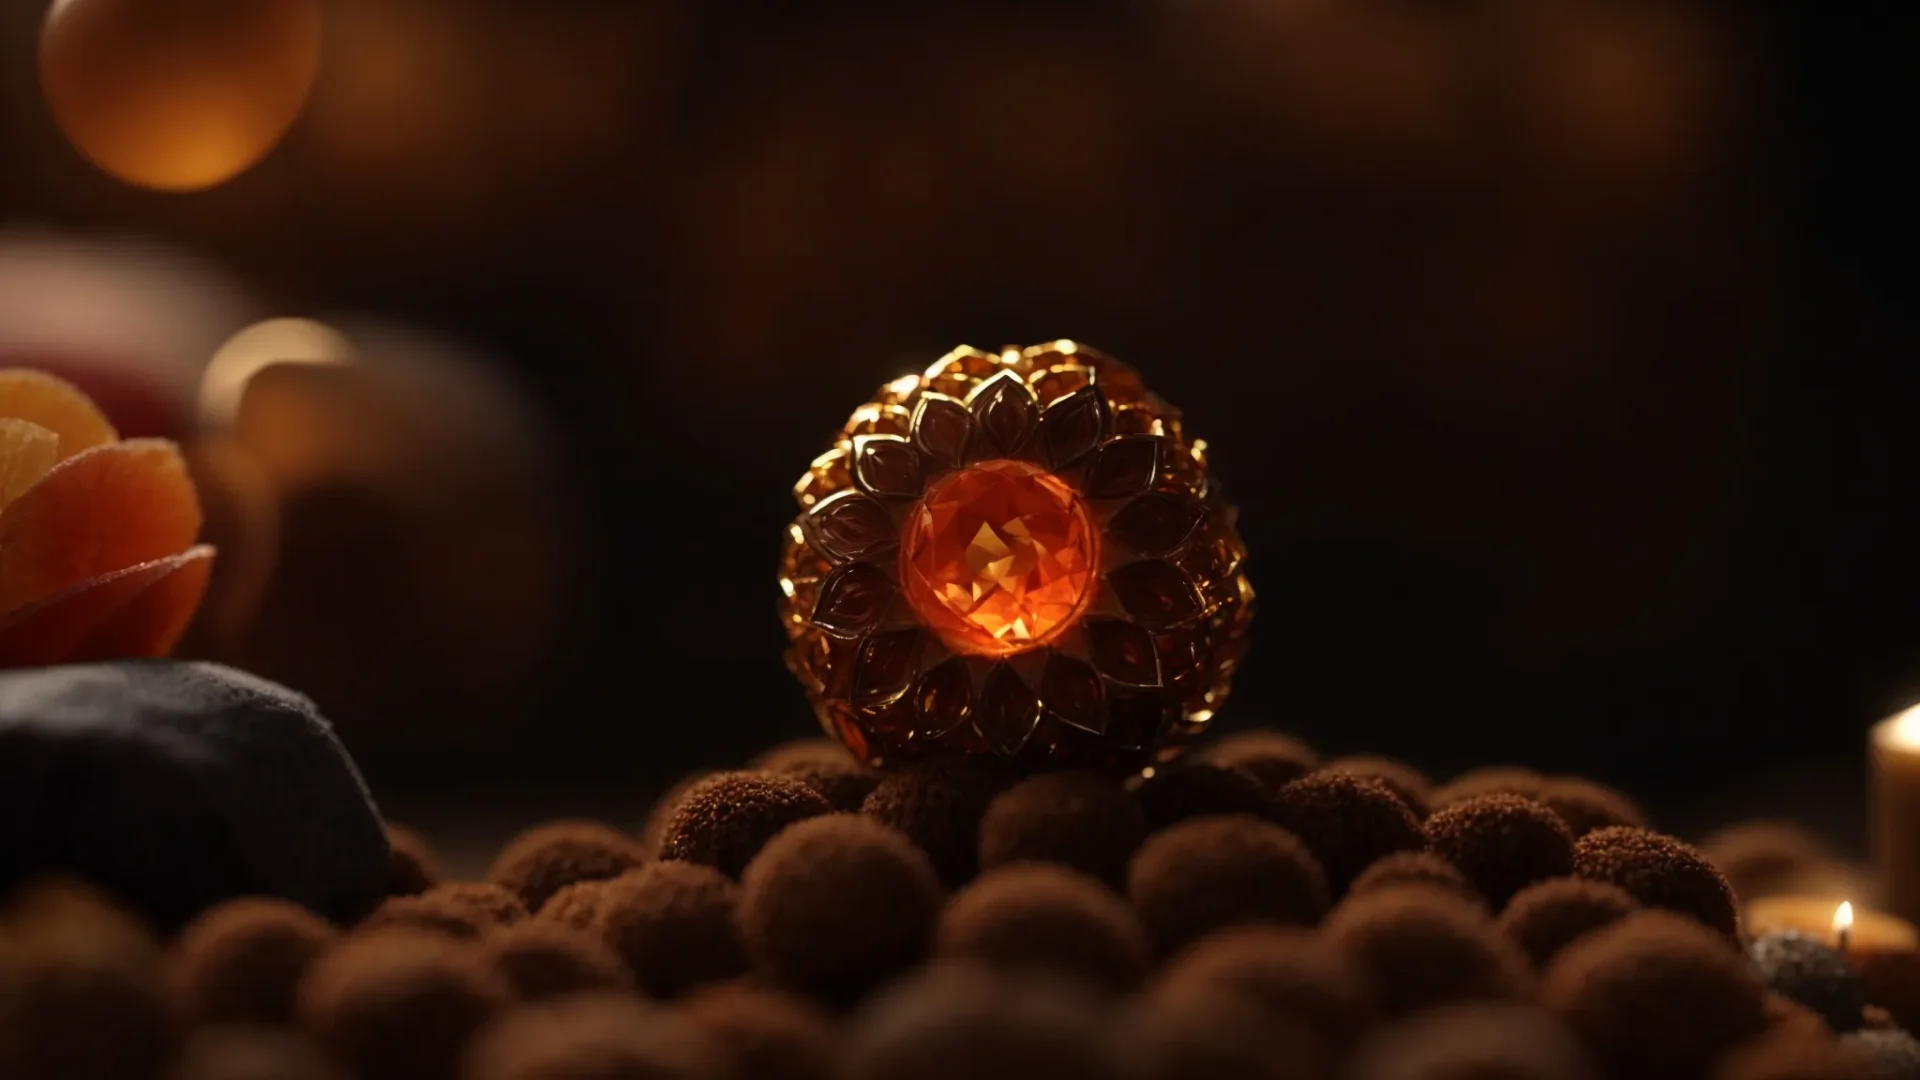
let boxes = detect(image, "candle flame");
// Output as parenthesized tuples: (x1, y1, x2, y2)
(1836, 901, 1855, 937)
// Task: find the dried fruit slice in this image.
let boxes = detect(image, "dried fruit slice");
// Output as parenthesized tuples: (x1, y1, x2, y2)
(0, 368, 118, 460)
(0, 546, 214, 666)
(0, 438, 202, 614)
(0, 418, 59, 510)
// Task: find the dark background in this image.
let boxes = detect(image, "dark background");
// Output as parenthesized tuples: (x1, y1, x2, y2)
(2, 2, 1916, 851)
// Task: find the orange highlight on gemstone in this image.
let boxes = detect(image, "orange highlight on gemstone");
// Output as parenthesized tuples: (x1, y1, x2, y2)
(900, 459, 1098, 657)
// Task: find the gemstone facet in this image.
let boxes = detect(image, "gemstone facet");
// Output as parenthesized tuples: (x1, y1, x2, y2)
(899, 459, 1098, 657)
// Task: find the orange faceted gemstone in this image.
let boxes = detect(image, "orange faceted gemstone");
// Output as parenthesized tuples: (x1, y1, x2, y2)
(900, 459, 1099, 656)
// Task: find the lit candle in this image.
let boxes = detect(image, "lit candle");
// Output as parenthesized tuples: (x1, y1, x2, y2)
(1872, 705, 1920, 922)
(1746, 895, 1917, 955)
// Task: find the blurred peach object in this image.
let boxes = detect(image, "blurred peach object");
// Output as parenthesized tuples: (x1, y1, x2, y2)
(0, 368, 213, 667)
(38, 0, 322, 192)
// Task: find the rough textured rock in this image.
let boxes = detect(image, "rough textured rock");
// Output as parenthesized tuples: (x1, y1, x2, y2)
(0, 661, 387, 929)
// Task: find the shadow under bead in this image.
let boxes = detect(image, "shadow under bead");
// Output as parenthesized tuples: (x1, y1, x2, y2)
(487, 821, 649, 912)
(842, 964, 1131, 1080)
(1323, 884, 1534, 1018)
(1543, 911, 1768, 1080)
(1324, 756, 1435, 818)
(481, 920, 631, 1002)
(1194, 730, 1321, 794)
(465, 994, 730, 1080)
(678, 983, 842, 1080)
(751, 739, 882, 813)
(1133, 761, 1274, 832)
(1350, 1003, 1598, 1080)
(862, 761, 1014, 888)
(738, 815, 944, 1003)
(1424, 794, 1576, 910)
(1350, 852, 1484, 909)
(1272, 772, 1427, 897)
(296, 929, 513, 1080)
(935, 864, 1150, 991)
(1573, 826, 1740, 940)
(1499, 877, 1640, 969)
(1152, 924, 1377, 1052)
(382, 824, 441, 897)
(591, 862, 745, 999)
(1539, 777, 1648, 837)
(659, 772, 833, 879)
(357, 883, 528, 940)
(1128, 814, 1329, 958)
(978, 771, 1148, 890)
(169, 898, 339, 1026)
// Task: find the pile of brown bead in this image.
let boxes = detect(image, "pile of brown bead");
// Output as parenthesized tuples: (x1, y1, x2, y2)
(2, 729, 1915, 1080)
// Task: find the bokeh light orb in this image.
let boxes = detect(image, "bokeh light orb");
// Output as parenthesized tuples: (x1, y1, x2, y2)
(39, 0, 323, 192)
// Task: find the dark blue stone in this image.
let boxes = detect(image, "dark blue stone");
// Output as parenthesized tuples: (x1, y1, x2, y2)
(0, 660, 387, 929)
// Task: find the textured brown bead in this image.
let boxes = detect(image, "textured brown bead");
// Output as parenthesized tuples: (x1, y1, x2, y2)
(978, 771, 1148, 889)
(383, 823, 441, 897)
(678, 983, 841, 1080)
(936, 864, 1150, 990)
(1349, 1003, 1596, 1080)
(1424, 794, 1575, 910)
(1128, 814, 1329, 957)
(481, 920, 631, 1002)
(739, 815, 943, 1001)
(1574, 827, 1739, 940)
(357, 883, 527, 940)
(1543, 911, 1766, 1080)
(752, 739, 883, 812)
(1349, 851, 1484, 908)
(659, 772, 834, 879)
(1134, 761, 1273, 832)
(1323, 884, 1534, 1018)
(1273, 772, 1426, 896)
(466, 994, 729, 1080)
(1195, 730, 1321, 794)
(487, 821, 648, 911)
(1324, 756, 1434, 818)
(841, 964, 1127, 1080)
(592, 861, 744, 998)
(1499, 877, 1641, 968)
(170, 898, 338, 1025)
(1154, 924, 1376, 1051)
(1539, 777, 1648, 837)
(296, 929, 512, 1080)
(862, 761, 1012, 887)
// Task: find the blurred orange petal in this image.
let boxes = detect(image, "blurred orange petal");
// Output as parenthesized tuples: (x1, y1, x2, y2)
(0, 368, 119, 461)
(0, 418, 60, 508)
(0, 546, 214, 667)
(0, 439, 203, 614)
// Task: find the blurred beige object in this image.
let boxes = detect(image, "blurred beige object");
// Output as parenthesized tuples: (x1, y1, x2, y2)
(0, 233, 259, 431)
(38, 0, 321, 191)
(190, 318, 583, 744)
(1873, 705, 1920, 923)
(1700, 820, 1866, 905)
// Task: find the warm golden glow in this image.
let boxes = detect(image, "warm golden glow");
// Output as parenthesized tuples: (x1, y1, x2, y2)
(38, 0, 323, 192)
(1875, 703, 1920, 753)
(1836, 901, 1855, 939)
(199, 318, 354, 429)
